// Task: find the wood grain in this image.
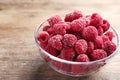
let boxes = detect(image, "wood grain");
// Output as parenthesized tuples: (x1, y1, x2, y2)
(0, 0, 120, 80)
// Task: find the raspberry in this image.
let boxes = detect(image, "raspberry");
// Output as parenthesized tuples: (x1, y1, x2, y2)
(98, 26, 104, 36)
(82, 26, 98, 41)
(43, 25, 50, 31)
(60, 48, 75, 61)
(104, 41, 116, 55)
(85, 15, 91, 26)
(105, 31, 114, 41)
(53, 22, 68, 35)
(45, 45, 59, 56)
(72, 64, 87, 75)
(72, 32, 82, 39)
(48, 35, 63, 50)
(40, 42, 47, 49)
(102, 35, 110, 42)
(62, 34, 77, 47)
(90, 49, 107, 61)
(64, 10, 83, 22)
(75, 39, 88, 54)
(48, 15, 62, 26)
(37, 31, 49, 44)
(100, 19, 110, 32)
(87, 41, 94, 53)
(76, 54, 90, 62)
(71, 18, 86, 32)
(90, 13, 103, 28)
(46, 27, 55, 35)
(94, 36, 103, 49)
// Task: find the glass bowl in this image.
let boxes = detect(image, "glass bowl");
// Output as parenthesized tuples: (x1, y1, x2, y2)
(34, 20, 119, 77)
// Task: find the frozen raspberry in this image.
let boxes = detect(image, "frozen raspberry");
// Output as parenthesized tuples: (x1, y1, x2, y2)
(98, 26, 104, 36)
(75, 39, 88, 54)
(64, 10, 83, 22)
(85, 15, 91, 26)
(45, 45, 59, 56)
(48, 15, 62, 26)
(37, 31, 49, 44)
(60, 48, 76, 61)
(43, 25, 50, 31)
(102, 35, 110, 42)
(62, 34, 77, 47)
(53, 22, 69, 35)
(87, 41, 94, 53)
(76, 54, 90, 62)
(72, 32, 82, 39)
(40, 42, 47, 49)
(82, 26, 98, 41)
(94, 36, 103, 49)
(46, 27, 55, 35)
(90, 49, 107, 61)
(104, 41, 116, 55)
(100, 19, 110, 32)
(105, 31, 114, 41)
(71, 18, 86, 32)
(72, 64, 87, 75)
(90, 13, 103, 28)
(48, 35, 63, 50)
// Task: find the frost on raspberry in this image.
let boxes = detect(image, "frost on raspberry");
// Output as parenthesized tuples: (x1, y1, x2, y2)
(94, 36, 103, 49)
(45, 45, 59, 56)
(37, 31, 49, 44)
(53, 22, 69, 35)
(82, 26, 98, 41)
(64, 10, 83, 22)
(90, 49, 107, 61)
(48, 35, 63, 50)
(71, 18, 86, 32)
(62, 34, 77, 47)
(104, 41, 116, 55)
(105, 31, 114, 41)
(90, 13, 103, 28)
(60, 48, 76, 61)
(76, 54, 90, 62)
(48, 15, 62, 26)
(75, 39, 88, 54)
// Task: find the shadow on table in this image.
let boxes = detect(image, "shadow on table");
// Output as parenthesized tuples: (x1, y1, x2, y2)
(27, 62, 97, 80)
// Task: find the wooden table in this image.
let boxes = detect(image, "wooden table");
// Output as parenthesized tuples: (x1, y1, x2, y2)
(0, 0, 120, 80)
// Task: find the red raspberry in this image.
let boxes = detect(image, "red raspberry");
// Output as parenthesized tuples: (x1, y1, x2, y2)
(40, 42, 47, 49)
(37, 31, 49, 44)
(43, 25, 50, 31)
(62, 34, 77, 47)
(105, 31, 114, 41)
(82, 26, 98, 41)
(76, 54, 90, 62)
(100, 19, 110, 32)
(104, 41, 116, 55)
(90, 13, 103, 28)
(64, 10, 83, 22)
(53, 22, 69, 35)
(85, 15, 91, 26)
(94, 36, 103, 49)
(48, 35, 63, 50)
(45, 45, 59, 56)
(98, 26, 104, 36)
(75, 39, 88, 54)
(72, 64, 87, 75)
(71, 18, 86, 32)
(87, 41, 94, 53)
(46, 27, 55, 35)
(72, 32, 82, 39)
(48, 15, 62, 26)
(90, 49, 107, 61)
(60, 48, 75, 61)
(102, 35, 110, 42)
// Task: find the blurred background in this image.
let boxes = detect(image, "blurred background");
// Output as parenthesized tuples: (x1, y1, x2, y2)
(0, 0, 120, 80)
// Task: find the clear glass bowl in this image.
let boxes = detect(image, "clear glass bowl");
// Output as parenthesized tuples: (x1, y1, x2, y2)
(34, 20, 119, 77)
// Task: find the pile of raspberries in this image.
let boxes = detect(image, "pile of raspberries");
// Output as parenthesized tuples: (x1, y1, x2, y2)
(37, 10, 116, 62)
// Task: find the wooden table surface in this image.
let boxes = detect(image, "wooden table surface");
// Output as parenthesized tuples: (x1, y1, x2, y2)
(0, 0, 120, 80)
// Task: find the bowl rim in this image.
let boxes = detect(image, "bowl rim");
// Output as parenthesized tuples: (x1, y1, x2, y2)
(34, 20, 120, 65)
